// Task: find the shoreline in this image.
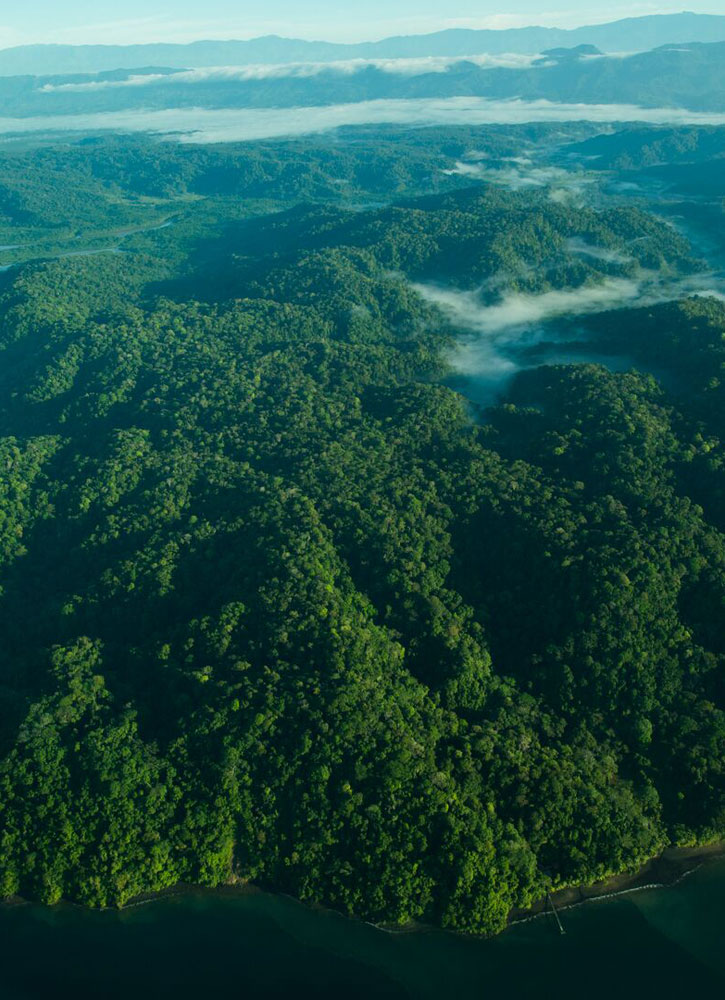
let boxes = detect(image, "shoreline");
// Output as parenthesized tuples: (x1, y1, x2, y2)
(509, 841, 725, 927)
(3, 841, 724, 936)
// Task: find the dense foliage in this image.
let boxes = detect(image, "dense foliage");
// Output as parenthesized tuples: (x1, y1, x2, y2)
(1, 136, 724, 936)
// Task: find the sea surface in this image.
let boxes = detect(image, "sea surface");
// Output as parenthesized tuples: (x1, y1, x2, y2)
(1, 858, 724, 999)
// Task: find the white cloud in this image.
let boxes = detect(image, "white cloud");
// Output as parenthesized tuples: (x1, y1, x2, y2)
(4, 97, 725, 146)
(413, 278, 646, 394)
(413, 270, 725, 398)
(567, 237, 629, 264)
(39, 53, 542, 93)
(579, 51, 639, 61)
(692, 288, 725, 303)
(414, 278, 643, 337)
(40, 73, 171, 93)
(443, 160, 596, 202)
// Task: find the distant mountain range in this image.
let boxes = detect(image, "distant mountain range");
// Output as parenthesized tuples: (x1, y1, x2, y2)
(4, 41, 725, 117)
(2, 13, 725, 77)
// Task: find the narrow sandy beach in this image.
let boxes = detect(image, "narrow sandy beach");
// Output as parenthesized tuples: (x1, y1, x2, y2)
(510, 841, 725, 925)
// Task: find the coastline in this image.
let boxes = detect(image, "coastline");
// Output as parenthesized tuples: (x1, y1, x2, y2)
(509, 841, 725, 926)
(3, 841, 725, 937)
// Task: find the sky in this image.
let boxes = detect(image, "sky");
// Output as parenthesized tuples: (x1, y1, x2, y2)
(0, 2, 723, 48)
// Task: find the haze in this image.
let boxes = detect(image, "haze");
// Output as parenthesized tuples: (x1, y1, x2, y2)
(2, 1, 725, 46)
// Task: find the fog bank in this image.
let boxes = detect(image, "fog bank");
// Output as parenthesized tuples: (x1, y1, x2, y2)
(39, 54, 543, 93)
(415, 271, 725, 404)
(3, 97, 725, 144)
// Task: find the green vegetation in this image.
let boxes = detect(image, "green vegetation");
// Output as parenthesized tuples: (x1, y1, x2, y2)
(0, 135, 724, 936)
(0, 126, 600, 261)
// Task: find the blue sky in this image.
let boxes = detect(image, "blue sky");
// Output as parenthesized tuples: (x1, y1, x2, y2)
(0, 2, 721, 47)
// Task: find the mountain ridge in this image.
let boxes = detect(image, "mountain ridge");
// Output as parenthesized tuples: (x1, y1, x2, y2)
(2, 13, 725, 76)
(5, 40, 725, 117)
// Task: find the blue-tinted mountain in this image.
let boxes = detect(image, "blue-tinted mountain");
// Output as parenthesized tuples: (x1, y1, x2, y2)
(3, 41, 725, 116)
(1, 13, 725, 76)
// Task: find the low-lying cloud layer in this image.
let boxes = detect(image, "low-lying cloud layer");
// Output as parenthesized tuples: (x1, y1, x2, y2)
(444, 159, 596, 202)
(415, 278, 642, 336)
(414, 270, 725, 403)
(4, 97, 725, 144)
(566, 237, 629, 264)
(39, 53, 543, 93)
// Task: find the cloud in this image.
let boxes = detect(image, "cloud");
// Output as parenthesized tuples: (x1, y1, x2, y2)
(39, 53, 542, 93)
(443, 160, 596, 202)
(4, 98, 725, 146)
(692, 288, 725, 303)
(413, 269, 725, 402)
(414, 278, 643, 337)
(40, 73, 172, 94)
(566, 237, 629, 264)
(579, 51, 639, 61)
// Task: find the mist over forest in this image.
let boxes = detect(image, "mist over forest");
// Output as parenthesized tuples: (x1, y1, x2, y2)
(2, 13, 725, 977)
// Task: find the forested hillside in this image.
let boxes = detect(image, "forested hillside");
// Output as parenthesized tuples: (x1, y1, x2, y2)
(1, 136, 725, 936)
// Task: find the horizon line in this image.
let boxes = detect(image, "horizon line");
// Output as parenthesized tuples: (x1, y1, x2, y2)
(0, 10, 719, 55)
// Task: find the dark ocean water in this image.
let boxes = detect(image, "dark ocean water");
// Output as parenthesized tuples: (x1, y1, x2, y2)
(1, 858, 724, 1000)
